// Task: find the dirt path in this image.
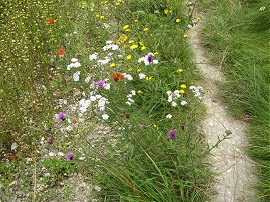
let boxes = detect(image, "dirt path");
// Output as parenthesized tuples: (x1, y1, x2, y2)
(187, 17, 257, 201)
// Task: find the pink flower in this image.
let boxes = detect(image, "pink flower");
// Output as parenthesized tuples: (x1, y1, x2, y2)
(66, 152, 74, 161)
(168, 129, 177, 139)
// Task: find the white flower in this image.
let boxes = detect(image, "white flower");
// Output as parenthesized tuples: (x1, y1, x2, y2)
(95, 95, 102, 99)
(126, 101, 132, 105)
(97, 58, 110, 65)
(166, 91, 172, 96)
(181, 101, 188, 106)
(153, 60, 159, 64)
(58, 152, 65, 156)
(166, 114, 173, 119)
(106, 40, 113, 44)
(99, 106, 105, 111)
(123, 73, 133, 81)
(73, 62, 81, 68)
(167, 96, 173, 103)
(89, 52, 98, 61)
(102, 114, 109, 120)
(66, 126, 73, 131)
(139, 73, 146, 79)
(171, 101, 177, 107)
(73, 71, 81, 82)
(71, 58, 78, 63)
(85, 76, 91, 83)
(90, 96, 97, 102)
(131, 90, 136, 96)
(127, 94, 132, 98)
(127, 98, 134, 103)
(104, 83, 111, 90)
(48, 152, 55, 157)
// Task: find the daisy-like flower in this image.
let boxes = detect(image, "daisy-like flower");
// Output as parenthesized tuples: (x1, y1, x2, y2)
(123, 73, 133, 81)
(138, 73, 146, 79)
(168, 129, 177, 139)
(66, 152, 74, 161)
(181, 101, 187, 106)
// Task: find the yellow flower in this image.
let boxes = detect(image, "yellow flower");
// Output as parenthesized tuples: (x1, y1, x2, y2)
(128, 68, 133, 71)
(177, 68, 183, 73)
(118, 34, 128, 42)
(100, 15, 105, 19)
(164, 9, 172, 15)
(143, 27, 149, 31)
(110, 63, 116, 67)
(146, 76, 152, 81)
(134, 19, 138, 23)
(141, 46, 146, 51)
(126, 55, 132, 60)
(197, 17, 201, 21)
(153, 124, 157, 128)
(154, 52, 159, 55)
(180, 84, 187, 89)
(137, 68, 141, 72)
(128, 40, 134, 44)
(115, 2, 120, 5)
(95, 14, 100, 18)
(175, 18, 181, 23)
(138, 90, 143, 94)
(183, 34, 188, 38)
(125, 29, 131, 32)
(180, 89, 185, 94)
(123, 25, 129, 30)
(130, 44, 138, 49)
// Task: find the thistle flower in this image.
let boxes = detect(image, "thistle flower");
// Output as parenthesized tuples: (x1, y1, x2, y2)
(97, 80, 105, 88)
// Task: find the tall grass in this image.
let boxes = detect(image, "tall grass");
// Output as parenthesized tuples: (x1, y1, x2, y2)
(197, 0, 270, 200)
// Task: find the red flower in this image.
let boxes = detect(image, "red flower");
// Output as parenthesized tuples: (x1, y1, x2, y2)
(46, 18, 54, 24)
(72, 120, 77, 124)
(111, 72, 124, 82)
(8, 153, 17, 161)
(58, 49, 65, 56)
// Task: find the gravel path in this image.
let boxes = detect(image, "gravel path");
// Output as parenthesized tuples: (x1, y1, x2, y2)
(188, 16, 257, 202)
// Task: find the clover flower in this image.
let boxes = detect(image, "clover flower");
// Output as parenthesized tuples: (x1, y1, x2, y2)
(55, 112, 66, 122)
(66, 152, 74, 161)
(168, 129, 177, 139)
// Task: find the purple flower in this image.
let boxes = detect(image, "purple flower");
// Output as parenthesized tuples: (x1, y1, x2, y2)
(66, 152, 74, 161)
(139, 125, 146, 130)
(168, 129, 177, 139)
(147, 53, 154, 63)
(57, 112, 66, 122)
(97, 80, 105, 88)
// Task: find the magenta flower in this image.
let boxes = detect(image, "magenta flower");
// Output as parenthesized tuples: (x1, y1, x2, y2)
(57, 112, 66, 122)
(97, 80, 105, 88)
(139, 125, 146, 130)
(66, 152, 74, 161)
(168, 129, 177, 139)
(147, 54, 154, 63)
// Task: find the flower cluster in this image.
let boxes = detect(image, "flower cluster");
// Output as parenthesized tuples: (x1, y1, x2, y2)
(166, 90, 181, 107)
(126, 90, 136, 105)
(189, 86, 203, 99)
(67, 58, 81, 70)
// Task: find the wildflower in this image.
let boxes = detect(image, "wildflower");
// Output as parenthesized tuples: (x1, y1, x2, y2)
(66, 152, 74, 161)
(85, 76, 91, 83)
(96, 14, 100, 18)
(143, 27, 149, 31)
(102, 114, 109, 120)
(164, 9, 172, 15)
(259, 6, 265, 11)
(138, 52, 158, 65)
(97, 80, 105, 88)
(8, 154, 17, 161)
(67, 58, 81, 70)
(130, 44, 138, 49)
(58, 49, 65, 56)
(134, 19, 138, 23)
(56, 112, 66, 122)
(137, 69, 141, 72)
(145, 76, 152, 81)
(47, 137, 53, 144)
(153, 124, 157, 128)
(166, 114, 173, 119)
(128, 68, 133, 71)
(126, 55, 132, 60)
(104, 83, 111, 90)
(73, 71, 81, 82)
(100, 15, 105, 19)
(141, 46, 146, 50)
(110, 63, 116, 67)
(180, 124, 185, 130)
(175, 18, 181, 23)
(123, 73, 133, 81)
(168, 129, 177, 139)
(197, 17, 201, 21)
(180, 89, 185, 94)
(123, 25, 129, 30)
(180, 84, 187, 89)
(46, 18, 54, 24)
(171, 101, 177, 107)
(139, 125, 146, 130)
(177, 68, 183, 73)
(111, 72, 124, 81)
(89, 52, 98, 61)
(72, 120, 77, 124)
(181, 101, 187, 106)
(184, 34, 188, 38)
(137, 90, 143, 94)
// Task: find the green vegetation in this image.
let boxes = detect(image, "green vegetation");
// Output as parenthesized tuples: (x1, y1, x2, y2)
(197, 0, 270, 200)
